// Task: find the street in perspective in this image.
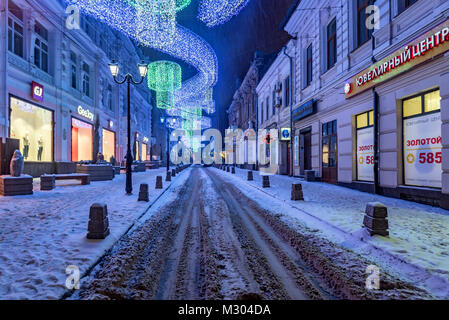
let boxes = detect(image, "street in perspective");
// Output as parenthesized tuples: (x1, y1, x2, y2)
(1, 0, 449, 311)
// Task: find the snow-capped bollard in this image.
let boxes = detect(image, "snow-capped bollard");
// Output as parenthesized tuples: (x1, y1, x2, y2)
(291, 184, 304, 201)
(172, 169, 176, 177)
(248, 171, 253, 181)
(156, 176, 163, 189)
(226, 166, 230, 172)
(87, 203, 110, 239)
(262, 175, 270, 188)
(231, 167, 235, 174)
(138, 184, 149, 202)
(363, 202, 389, 236)
(166, 171, 172, 182)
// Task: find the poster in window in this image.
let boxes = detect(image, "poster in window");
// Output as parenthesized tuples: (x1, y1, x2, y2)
(403, 112, 442, 188)
(357, 127, 374, 182)
(294, 135, 299, 166)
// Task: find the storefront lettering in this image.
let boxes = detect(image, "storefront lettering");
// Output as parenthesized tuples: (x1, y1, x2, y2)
(406, 136, 441, 147)
(77, 106, 94, 121)
(348, 21, 449, 98)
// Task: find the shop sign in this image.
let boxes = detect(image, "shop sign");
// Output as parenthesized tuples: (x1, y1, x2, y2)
(280, 128, 291, 141)
(31, 81, 44, 102)
(292, 100, 316, 122)
(77, 105, 94, 121)
(356, 127, 374, 182)
(403, 113, 442, 188)
(346, 19, 449, 99)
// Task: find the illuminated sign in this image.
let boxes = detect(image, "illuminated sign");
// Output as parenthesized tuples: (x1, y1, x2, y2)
(77, 105, 94, 121)
(108, 120, 114, 129)
(346, 19, 449, 99)
(31, 81, 44, 102)
(143, 137, 149, 143)
(280, 128, 291, 141)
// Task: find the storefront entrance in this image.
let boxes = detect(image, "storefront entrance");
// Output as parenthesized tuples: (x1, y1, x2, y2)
(72, 117, 93, 161)
(9, 96, 53, 162)
(299, 128, 312, 176)
(322, 120, 337, 183)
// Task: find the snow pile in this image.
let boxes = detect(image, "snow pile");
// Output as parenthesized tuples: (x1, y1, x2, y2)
(210, 166, 449, 297)
(0, 168, 180, 300)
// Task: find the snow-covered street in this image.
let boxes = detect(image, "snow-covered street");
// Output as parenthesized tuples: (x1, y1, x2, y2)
(0, 167, 183, 299)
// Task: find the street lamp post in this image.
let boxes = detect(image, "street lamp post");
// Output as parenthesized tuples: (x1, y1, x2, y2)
(109, 60, 148, 195)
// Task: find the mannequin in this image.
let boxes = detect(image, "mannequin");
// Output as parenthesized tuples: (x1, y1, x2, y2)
(37, 135, 44, 161)
(23, 133, 30, 160)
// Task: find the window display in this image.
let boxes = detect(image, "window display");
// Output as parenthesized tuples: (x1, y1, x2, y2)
(403, 89, 441, 188)
(102, 129, 115, 163)
(141, 143, 147, 161)
(10, 96, 53, 162)
(72, 117, 93, 161)
(356, 111, 374, 182)
(135, 141, 140, 161)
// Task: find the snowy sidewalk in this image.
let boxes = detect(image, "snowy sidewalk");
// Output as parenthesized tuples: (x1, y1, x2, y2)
(210, 166, 449, 298)
(0, 167, 185, 300)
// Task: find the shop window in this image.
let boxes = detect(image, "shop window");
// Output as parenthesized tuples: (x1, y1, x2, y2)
(10, 97, 53, 162)
(34, 21, 49, 73)
(306, 44, 313, 86)
(327, 18, 337, 70)
(7, 0, 24, 58)
(142, 143, 148, 161)
(356, 111, 374, 182)
(102, 129, 115, 163)
(322, 120, 337, 168)
(72, 118, 93, 161)
(356, 0, 374, 48)
(403, 89, 441, 188)
(82, 63, 90, 97)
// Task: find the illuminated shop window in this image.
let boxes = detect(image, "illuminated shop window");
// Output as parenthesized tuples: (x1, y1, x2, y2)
(72, 118, 93, 161)
(356, 110, 374, 182)
(403, 89, 441, 188)
(10, 97, 53, 162)
(142, 143, 148, 161)
(102, 129, 115, 163)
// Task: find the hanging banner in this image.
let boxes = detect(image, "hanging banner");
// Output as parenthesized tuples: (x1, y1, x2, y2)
(357, 127, 374, 182)
(403, 113, 442, 188)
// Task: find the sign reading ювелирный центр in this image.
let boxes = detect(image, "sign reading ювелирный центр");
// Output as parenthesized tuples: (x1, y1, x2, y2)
(345, 19, 449, 99)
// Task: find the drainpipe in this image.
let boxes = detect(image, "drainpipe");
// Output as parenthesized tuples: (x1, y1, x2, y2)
(373, 88, 379, 195)
(283, 46, 294, 177)
(255, 90, 259, 171)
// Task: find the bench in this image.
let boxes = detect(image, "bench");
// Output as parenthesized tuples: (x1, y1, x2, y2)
(40, 173, 90, 191)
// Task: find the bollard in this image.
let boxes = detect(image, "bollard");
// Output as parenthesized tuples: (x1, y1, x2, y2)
(262, 175, 270, 188)
(226, 166, 230, 172)
(248, 171, 253, 181)
(291, 184, 304, 201)
(138, 183, 149, 202)
(363, 202, 389, 236)
(172, 169, 176, 177)
(87, 203, 110, 239)
(156, 176, 163, 189)
(166, 171, 172, 182)
(231, 167, 235, 174)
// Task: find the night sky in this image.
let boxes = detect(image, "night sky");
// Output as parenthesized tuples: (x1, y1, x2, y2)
(141, 0, 295, 131)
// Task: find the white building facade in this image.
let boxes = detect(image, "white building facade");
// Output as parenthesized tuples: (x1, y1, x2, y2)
(256, 43, 295, 175)
(283, 0, 449, 209)
(0, 0, 153, 176)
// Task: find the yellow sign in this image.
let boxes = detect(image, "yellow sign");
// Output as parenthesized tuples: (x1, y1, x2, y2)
(345, 19, 449, 99)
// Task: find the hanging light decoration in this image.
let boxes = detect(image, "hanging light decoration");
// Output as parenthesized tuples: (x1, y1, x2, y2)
(198, 0, 251, 27)
(65, 0, 217, 107)
(147, 60, 182, 109)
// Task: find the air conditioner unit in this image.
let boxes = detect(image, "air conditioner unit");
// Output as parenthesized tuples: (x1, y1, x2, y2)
(275, 97, 282, 108)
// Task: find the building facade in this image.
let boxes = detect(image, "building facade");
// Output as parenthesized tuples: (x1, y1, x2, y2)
(0, 0, 153, 176)
(282, 0, 449, 208)
(256, 45, 294, 175)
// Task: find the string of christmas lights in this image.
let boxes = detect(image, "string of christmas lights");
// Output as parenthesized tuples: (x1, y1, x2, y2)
(147, 60, 182, 109)
(198, 0, 251, 27)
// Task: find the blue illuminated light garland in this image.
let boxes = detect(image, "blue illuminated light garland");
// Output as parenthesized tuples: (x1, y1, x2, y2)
(198, 0, 251, 27)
